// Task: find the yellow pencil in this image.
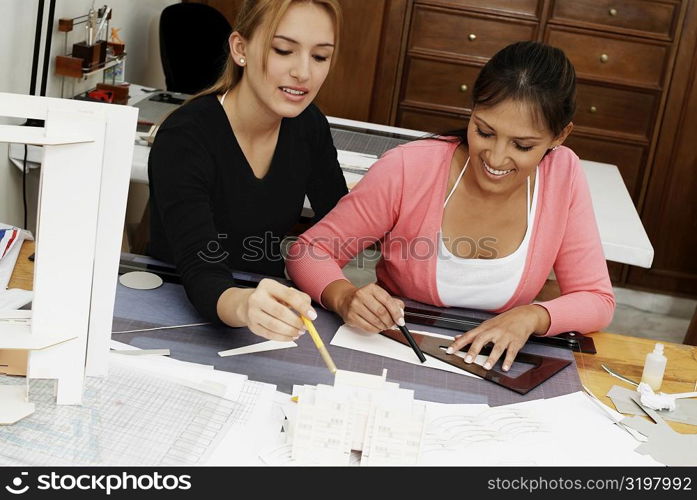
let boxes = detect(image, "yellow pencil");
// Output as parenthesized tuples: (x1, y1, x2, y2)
(301, 315, 337, 374)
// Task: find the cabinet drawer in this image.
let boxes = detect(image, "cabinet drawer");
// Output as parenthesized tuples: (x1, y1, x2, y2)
(564, 134, 646, 201)
(547, 28, 668, 88)
(410, 5, 537, 60)
(608, 261, 624, 282)
(574, 83, 658, 139)
(397, 107, 468, 134)
(402, 57, 480, 112)
(551, 0, 679, 39)
(416, 0, 540, 18)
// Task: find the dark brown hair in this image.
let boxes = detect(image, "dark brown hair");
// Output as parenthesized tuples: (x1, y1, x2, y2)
(440, 41, 576, 142)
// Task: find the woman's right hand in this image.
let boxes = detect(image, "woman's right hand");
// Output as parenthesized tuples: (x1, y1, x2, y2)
(324, 280, 405, 333)
(218, 279, 316, 341)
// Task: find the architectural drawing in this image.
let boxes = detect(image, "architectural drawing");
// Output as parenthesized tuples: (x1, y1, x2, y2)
(282, 369, 426, 465)
(422, 407, 544, 454)
(263, 387, 662, 466)
(0, 354, 276, 465)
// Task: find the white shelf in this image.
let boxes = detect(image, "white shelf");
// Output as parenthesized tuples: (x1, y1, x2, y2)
(80, 54, 125, 79)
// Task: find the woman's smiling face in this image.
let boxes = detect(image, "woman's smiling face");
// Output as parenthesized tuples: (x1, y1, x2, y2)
(466, 98, 570, 195)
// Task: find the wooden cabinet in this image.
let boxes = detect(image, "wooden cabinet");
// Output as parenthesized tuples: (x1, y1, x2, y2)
(573, 83, 658, 140)
(624, 0, 697, 297)
(550, 0, 680, 38)
(409, 5, 539, 60)
(401, 57, 479, 112)
(389, 1, 542, 132)
(547, 28, 669, 88)
(544, 1, 686, 291)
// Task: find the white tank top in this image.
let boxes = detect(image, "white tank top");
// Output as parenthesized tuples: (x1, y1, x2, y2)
(436, 158, 539, 310)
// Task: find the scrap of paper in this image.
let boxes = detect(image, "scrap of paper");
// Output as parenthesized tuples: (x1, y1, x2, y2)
(218, 340, 298, 357)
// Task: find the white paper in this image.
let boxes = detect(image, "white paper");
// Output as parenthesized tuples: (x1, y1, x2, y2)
(113, 349, 170, 356)
(337, 150, 377, 171)
(418, 392, 661, 466)
(0, 356, 279, 465)
(218, 340, 297, 357)
(0, 385, 35, 424)
(109, 352, 243, 400)
(330, 324, 486, 378)
(204, 385, 283, 465)
(0, 289, 33, 311)
(259, 386, 660, 466)
(0, 309, 32, 321)
(109, 339, 140, 351)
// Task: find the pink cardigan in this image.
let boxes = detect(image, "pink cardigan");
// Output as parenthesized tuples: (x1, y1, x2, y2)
(286, 140, 615, 336)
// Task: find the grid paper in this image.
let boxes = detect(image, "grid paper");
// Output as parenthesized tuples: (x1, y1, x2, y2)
(0, 360, 270, 466)
(330, 127, 412, 157)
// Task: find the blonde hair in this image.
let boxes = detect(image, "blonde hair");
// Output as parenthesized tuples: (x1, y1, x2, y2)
(194, 0, 341, 99)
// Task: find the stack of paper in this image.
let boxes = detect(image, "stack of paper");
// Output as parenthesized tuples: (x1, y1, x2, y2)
(262, 390, 662, 466)
(0, 223, 33, 310)
(337, 150, 377, 173)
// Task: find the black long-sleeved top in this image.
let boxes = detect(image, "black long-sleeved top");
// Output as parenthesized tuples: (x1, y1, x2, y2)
(148, 94, 348, 322)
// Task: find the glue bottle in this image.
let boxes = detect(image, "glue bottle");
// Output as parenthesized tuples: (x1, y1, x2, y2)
(640, 343, 667, 391)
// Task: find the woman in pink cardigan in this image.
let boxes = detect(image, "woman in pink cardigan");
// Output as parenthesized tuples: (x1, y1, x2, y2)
(286, 41, 615, 372)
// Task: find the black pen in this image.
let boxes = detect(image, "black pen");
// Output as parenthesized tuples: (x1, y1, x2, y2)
(397, 322, 426, 363)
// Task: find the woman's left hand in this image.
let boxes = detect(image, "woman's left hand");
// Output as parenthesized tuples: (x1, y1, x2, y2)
(446, 305, 551, 372)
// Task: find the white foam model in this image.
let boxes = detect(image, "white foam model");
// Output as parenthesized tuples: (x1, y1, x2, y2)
(290, 369, 426, 465)
(0, 92, 137, 407)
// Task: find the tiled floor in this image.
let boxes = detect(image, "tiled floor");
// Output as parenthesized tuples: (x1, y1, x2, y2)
(606, 303, 690, 344)
(341, 251, 695, 345)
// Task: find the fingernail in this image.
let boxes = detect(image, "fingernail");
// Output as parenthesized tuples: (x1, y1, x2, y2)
(465, 355, 473, 363)
(446, 347, 454, 354)
(503, 364, 510, 372)
(298, 329, 305, 336)
(455, 334, 462, 339)
(307, 309, 317, 320)
(484, 362, 491, 370)
(293, 336, 299, 340)
(397, 317, 405, 327)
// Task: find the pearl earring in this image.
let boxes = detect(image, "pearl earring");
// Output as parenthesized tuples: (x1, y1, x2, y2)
(239, 57, 246, 65)
(551, 145, 559, 151)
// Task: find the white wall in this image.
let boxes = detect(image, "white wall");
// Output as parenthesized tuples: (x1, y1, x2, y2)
(0, 0, 177, 230)
(0, 0, 39, 229)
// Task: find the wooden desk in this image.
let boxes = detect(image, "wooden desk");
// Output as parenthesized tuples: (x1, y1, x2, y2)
(9, 241, 697, 434)
(684, 306, 697, 346)
(8, 240, 34, 291)
(576, 332, 697, 434)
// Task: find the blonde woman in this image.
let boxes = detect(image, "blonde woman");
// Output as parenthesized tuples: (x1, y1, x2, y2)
(148, 0, 346, 340)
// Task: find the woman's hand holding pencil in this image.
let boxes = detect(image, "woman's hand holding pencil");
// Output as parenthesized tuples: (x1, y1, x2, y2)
(321, 281, 406, 333)
(301, 315, 337, 374)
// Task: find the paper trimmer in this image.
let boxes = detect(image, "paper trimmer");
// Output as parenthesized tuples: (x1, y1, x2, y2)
(379, 329, 572, 394)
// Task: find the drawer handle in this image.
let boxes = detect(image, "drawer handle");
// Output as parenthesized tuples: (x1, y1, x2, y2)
(609, 8, 618, 16)
(590, 105, 597, 113)
(460, 84, 468, 92)
(468, 33, 476, 41)
(600, 53, 609, 63)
